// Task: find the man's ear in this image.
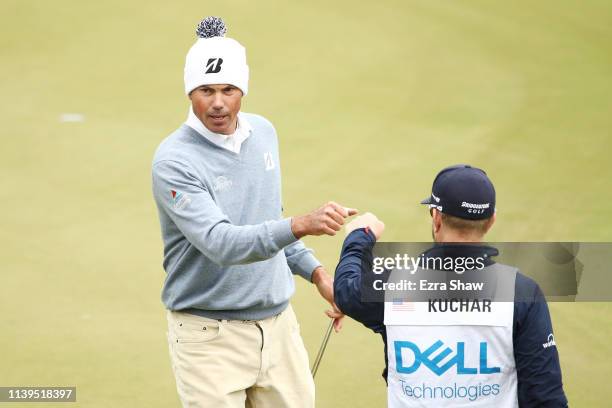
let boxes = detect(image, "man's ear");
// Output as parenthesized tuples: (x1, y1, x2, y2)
(432, 209, 443, 233)
(484, 213, 496, 234)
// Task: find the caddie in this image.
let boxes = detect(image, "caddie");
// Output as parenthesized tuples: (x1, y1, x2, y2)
(151, 16, 353, 408)
(333, 164, 568, 407)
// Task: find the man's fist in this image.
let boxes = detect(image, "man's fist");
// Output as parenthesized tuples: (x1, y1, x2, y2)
(345, 212, 385, 240)
(292, 202, 358, 238)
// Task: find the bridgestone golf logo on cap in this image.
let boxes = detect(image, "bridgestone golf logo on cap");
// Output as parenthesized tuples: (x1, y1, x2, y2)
(205, 58, 223, 74)
(461, 201, 490, 215)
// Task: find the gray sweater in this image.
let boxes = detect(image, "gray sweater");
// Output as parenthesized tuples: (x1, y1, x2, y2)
(152, 113, 321, 320)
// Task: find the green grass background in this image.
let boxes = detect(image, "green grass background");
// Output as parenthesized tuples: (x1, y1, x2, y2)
(1, 0, 611, 406)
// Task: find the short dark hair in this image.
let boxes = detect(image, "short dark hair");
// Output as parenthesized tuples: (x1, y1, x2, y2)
(440, 212, 492, 235)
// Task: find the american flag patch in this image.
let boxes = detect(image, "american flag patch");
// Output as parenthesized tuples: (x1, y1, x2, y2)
(391, 298, 415, 311)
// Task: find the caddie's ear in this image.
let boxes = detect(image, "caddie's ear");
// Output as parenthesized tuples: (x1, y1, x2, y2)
(484, 213, 496, 234)
(432, 209, 443, 234)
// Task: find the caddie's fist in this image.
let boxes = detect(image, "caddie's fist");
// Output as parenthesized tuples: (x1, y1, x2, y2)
(345, 212, 385, 240)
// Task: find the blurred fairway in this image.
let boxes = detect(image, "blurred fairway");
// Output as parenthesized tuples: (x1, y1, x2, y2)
(1, 0, 612, 406)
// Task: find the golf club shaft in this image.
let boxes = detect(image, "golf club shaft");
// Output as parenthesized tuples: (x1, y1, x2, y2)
(311, 318, 334, 378)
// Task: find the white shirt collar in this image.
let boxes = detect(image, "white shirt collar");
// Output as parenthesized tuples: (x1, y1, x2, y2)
(185, 107, 252, 154)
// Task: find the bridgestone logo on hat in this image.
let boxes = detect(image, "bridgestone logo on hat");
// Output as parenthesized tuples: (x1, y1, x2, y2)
(205, 58, 223, 74)
(461, 202, 490, 209)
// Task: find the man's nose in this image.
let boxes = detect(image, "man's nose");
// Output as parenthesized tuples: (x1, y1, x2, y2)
(211, 93, 224, 109)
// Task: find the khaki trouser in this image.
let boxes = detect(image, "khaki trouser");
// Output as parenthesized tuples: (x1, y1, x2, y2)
(166, 304, 315, 408)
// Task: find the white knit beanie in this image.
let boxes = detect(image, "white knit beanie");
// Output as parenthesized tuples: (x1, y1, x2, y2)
(184, 17, 249, 96)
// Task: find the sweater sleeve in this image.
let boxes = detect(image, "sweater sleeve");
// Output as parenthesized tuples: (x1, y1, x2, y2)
(284, 240, 322, 282)
(152, 159, 298, 266)
(513, 273, 568, 407)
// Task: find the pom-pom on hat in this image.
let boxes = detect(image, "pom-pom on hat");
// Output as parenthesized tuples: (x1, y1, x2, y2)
(184, 17, 249, 96)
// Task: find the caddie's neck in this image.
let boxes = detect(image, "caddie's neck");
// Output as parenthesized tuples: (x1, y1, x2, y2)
(431, 209, 488, 243)
(433, 228, 485, 243)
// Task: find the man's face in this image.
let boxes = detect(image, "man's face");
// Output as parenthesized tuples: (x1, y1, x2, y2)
(189, 84, 242, 135)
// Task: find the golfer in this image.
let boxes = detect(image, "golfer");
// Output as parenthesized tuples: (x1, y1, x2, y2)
(152, 17, 351, 407)
(333, 164, 568, 407)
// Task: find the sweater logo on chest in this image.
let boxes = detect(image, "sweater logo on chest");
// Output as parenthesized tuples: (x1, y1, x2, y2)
(213, 176, 233, 192)
(264, 152, 275, 171)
